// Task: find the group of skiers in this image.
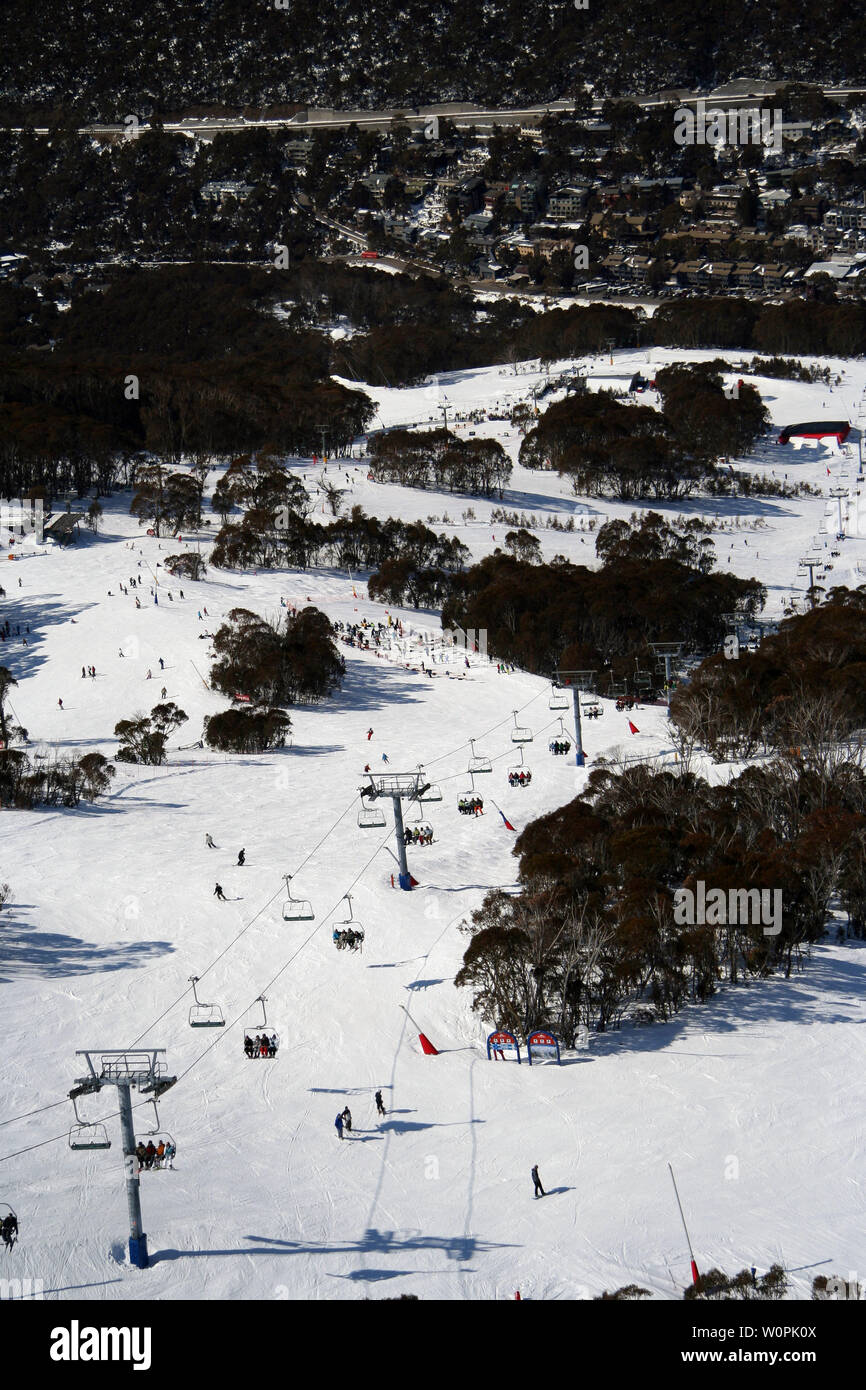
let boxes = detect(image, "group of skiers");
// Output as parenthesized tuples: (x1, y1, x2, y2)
(402, 825, 433, 846)
(244, 1033, 278, 1058)
(333, 927, 364, 952)
(135, 1139, 176, 1171)
(0, 620, 29, 644)
(458, 796, 484, 815)
(507, 769, 532, 787)
(334, 1091, 387, 1139)
(81, 665, 98, 678)
(550, 739, 572, 756)
(615, 695, 637, 712)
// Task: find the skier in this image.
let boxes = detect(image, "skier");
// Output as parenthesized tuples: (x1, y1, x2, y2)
(531, 1164, 545, 1198)
(81, 666, 86, 678)
(118, 648, 124, 658)
(375, 1090, 386, 1117)
(1, 1213, 17, 1250)
(367, 728, 374, 740)
(57, 698, 63, 709)
(146, 669, 152, 680)
(214, 883, 227, 901)
(159, 658, 165, 670)
(382, 753, 389, 764)
(161, 687, 167, 698)
(341, 1106, 352, 1133)
(335, 1112, 344, 1141)
(205, 833, 216, 848)
(237, 848, 245, 866)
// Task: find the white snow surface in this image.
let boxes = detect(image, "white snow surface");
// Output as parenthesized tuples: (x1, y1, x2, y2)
(2, 349, 866, 1301)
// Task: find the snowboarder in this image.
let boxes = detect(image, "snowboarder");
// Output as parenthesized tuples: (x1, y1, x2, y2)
(237, 848, 246, 866)
(335, 1113, 344, 1140)
(341, 1106, 352, 1133)
(205, 833, 216, 848)
(214, 883, 226, 901)
(375, 1090, 386, 1117)
(531, 1164, 545, 1198)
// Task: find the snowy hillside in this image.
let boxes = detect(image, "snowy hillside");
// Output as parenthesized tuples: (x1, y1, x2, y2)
(1, 349, 865, 1301)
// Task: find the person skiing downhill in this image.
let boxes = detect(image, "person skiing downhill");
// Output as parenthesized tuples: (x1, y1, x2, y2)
(342, 1106, 352, 1133)
(531, 1164, 545, 1198)
(205, 833, 216, 848)
(237, 848, 245, 866)
(335, 1113, 344, 1140)
(367, 728, 374, 740)
(375, 1090, 386, 1117)
(214, 883, 226, 901)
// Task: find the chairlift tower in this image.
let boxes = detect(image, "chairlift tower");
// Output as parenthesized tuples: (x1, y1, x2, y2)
(829, 483, 848, 540)
(798, 556, 819, 609)
(554, 669, 596, 766)
(648, 642, 684, 715)
(360, 770, 430, 890)
(70, 1050, 176, 1269)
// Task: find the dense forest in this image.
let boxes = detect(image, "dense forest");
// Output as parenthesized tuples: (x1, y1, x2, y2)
(2, 254, 865, 506)
(1, 0, 864, 117)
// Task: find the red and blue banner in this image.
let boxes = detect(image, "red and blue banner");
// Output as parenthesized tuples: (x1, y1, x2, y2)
(486, 1029, 521, 1063)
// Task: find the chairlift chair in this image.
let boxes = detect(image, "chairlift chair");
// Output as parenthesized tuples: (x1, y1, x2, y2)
(549, 684, 569, 711)
(510, 710, 533, 744)
(282, 874, 314, 921)
(243, 995, 280, 1056)
(188, 975, 225, 1028)
(467, 737, 492, 774)
(416, 766, 442, 802)
(68, 1089, 112, 1152)
(0, 1203, 18, 1248)
(507, 746, 532, 785)
(358, 804, 386, 829)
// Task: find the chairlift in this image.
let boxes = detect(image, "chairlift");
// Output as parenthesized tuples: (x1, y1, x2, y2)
(358, 804, 386, 829)
(507, 746, 533, 787)
(549, 684, 569, 711)
(243, 995, 280, 1057)
(188, 975, 225, 1028)
(416, 766, 442, 802)
(68, 1092, 111, 1151)
(548, 716, 572, 755)
(510, 710, 533, 744)
(0, 1202, 19, 1250)
(135, 1098, 176, 1168)
(468, 737, 492, 775)
(333, 895, 366, 952)
(282, 874, 314, 922)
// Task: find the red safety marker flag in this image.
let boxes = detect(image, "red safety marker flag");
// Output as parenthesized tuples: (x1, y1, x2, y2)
(628, 719, 639, 735)
(419, 1033, 439, 1055)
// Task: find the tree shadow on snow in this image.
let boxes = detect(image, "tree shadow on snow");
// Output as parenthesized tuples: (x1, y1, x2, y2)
(0, 916, 174, 982)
